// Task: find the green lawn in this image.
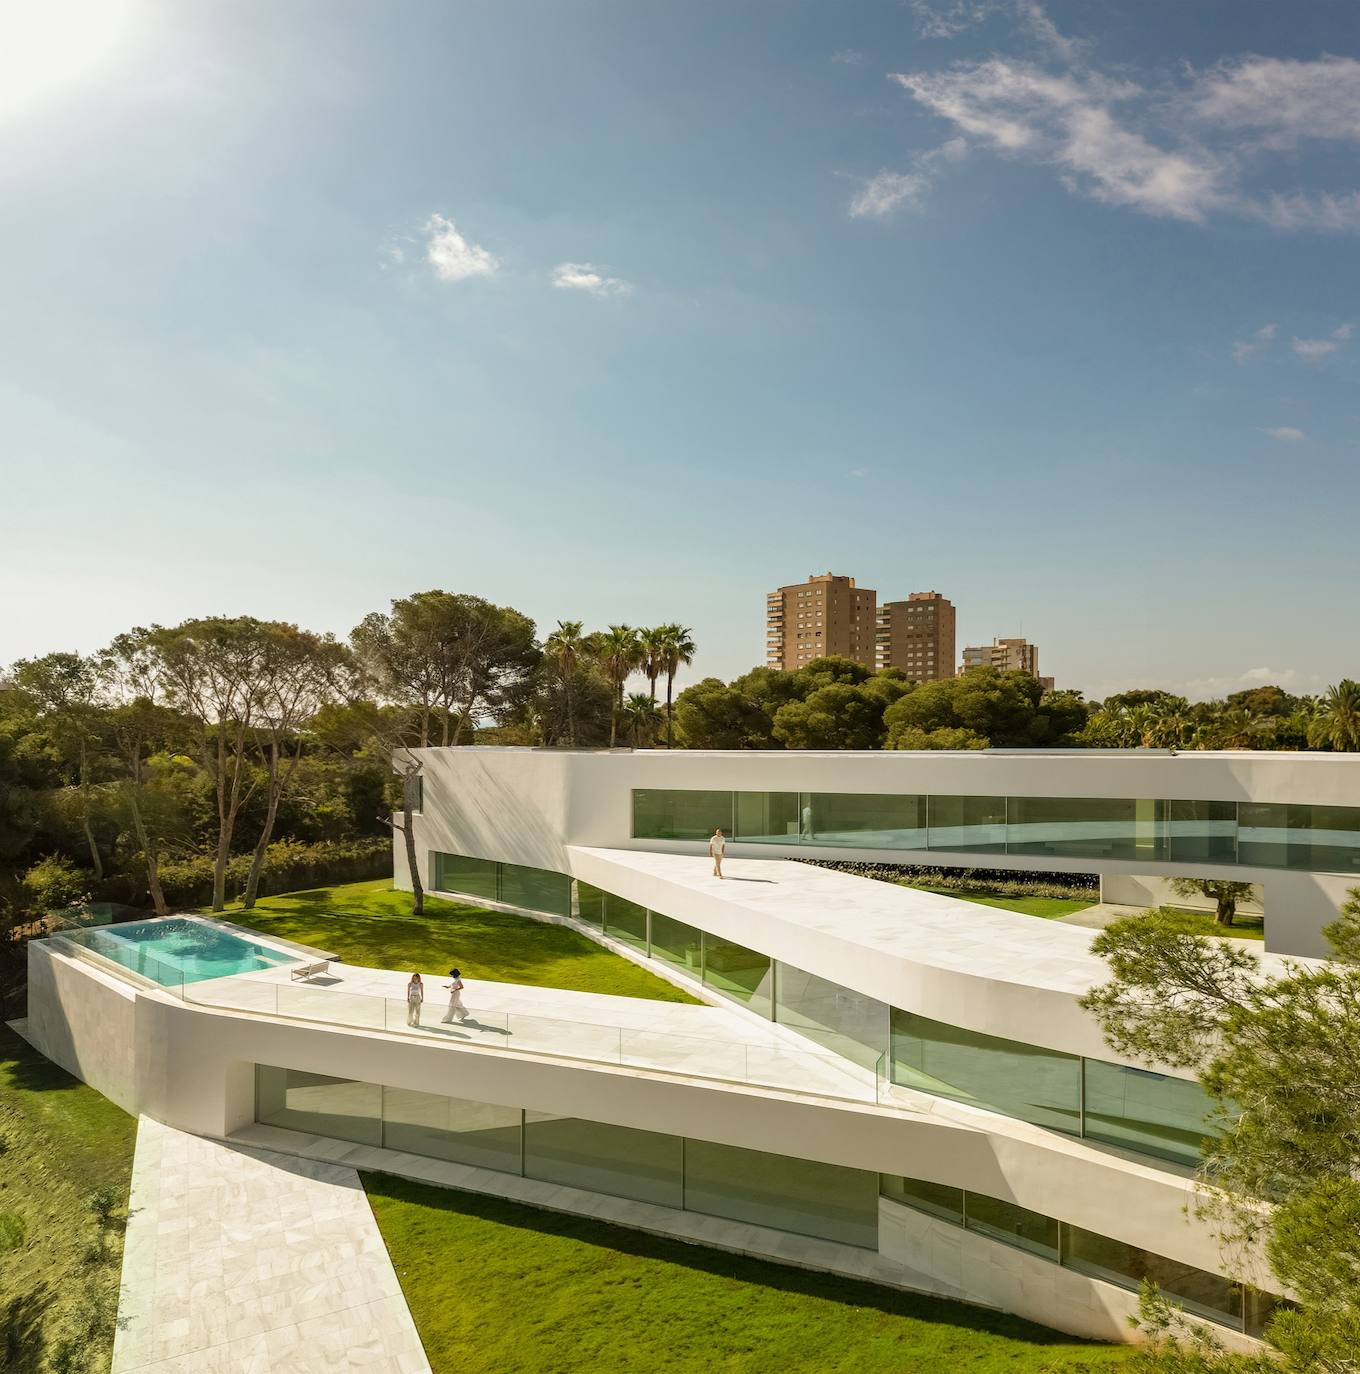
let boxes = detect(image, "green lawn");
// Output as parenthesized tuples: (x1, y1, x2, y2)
(0, 1023, 136, 1374)
(1140, 906, 1266, 942)
(365, 1175, 1130, 1374)
(219, 880, 701, 1003)
(909, 885, 1095, 919)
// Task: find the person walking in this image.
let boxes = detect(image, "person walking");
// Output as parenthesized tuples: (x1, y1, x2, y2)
(441, 967, 469, 1024)
(709, 827, 726, 878)
(405, 972, 424, 1026)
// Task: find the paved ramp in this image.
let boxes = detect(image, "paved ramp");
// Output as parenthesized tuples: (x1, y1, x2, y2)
(114, 1116, 430, 1373)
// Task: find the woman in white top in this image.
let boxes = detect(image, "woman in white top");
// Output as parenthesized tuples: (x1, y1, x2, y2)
(405, 972, 424, 1026)
(709, 827, 726, 878)
(441, 967, 468, 1024)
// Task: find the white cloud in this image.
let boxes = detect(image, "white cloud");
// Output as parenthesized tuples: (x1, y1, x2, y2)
(848, 466, 868, 478)
(888, 12, 1360, 232)
(831, 49, 866, 66)
(422, 214, 499, 283)
(850, 170, 929, 218)
(1292, 337, 1338, 361)
(1191, 56, 1360, 147)
(551, 262, 632, 296)
(1232, 322, 1276, 364)
(848, 138, 969, 219)
(1245, 190, 1360, 232)
(1264, 426, 1307, 442)
(909, 0, 1005, 40)
(1291, 323, 1353, 362)
(891, 60, 1224, 223)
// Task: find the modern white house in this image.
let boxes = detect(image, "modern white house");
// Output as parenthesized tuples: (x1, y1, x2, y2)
(25, 746, 1356, 1350)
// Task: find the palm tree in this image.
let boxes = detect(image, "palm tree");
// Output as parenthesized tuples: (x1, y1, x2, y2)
(657, 624, 696, 748)
(1310, 679, 1360, 752)
(543, 620, 587, 747)
(619, 692, 662, 748)
(637, 627, 666, 701)
(597, 625, 641, 747)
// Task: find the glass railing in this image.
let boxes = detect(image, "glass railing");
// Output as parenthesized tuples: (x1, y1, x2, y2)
(48, 926, 186, 999)
(178, 973, 885, 1104)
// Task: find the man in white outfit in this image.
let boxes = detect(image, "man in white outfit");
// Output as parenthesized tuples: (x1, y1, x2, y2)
(709, 827, 726, 878)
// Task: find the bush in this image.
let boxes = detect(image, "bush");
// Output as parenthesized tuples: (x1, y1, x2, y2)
(156, 837, 391, 909)
(20, 856, 90, 915)
(803, 859, 1098, 901)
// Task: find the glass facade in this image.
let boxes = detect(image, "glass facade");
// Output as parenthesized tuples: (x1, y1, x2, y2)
(649, 912, 703, 977)
(576, 880, 605, 927)
(965, 1193, 1060, 1260)
(683, 1139, 879, 1249)
(255, 1066, 382, 1146)
(632, 789, 733, 841)
(255, 1065, 876, 1249)
(883, 1174, 1277, 1336)
(735, 790, 802, 843)
(891, 1009, 1082, 1135)
(1082, 1061, 1222, 1167)
(523, 1112, 683, 1208)
(702, 935, 774, 1018)
(1061, 1224, 1242, 1329)
(806, 792, 927, 848)
(381, 1086, 523, 1172)
(774, 962, 889, 1069)
(427, 847, 1221, 1169)
(432, 852, 498, 903)
(632, 787, 1360, 873)
(430, 852, 570, 916)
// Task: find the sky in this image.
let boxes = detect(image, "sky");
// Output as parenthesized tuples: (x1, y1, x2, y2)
(1, 0, 1357, 702)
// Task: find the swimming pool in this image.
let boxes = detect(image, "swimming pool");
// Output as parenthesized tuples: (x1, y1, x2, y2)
(64, 918, 297, 987)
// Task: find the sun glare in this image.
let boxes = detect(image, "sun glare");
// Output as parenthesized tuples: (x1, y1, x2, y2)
(0, 0, 138, 122)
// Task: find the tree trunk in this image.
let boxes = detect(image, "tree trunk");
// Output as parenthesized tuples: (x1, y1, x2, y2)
(401, 769, 424, 914)
(213, 832, 231, 912)
(1216, 896, 1236, 927)
(665, 671, 676, 748)
(79, 740, 104, 879)
(240, 791, 282, 910)
(81, 813, 104, 881)
(127, 791, 168, 917)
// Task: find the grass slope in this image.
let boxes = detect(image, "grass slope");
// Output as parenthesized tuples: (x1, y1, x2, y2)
(0, 1023, 136, 1374)
(220, 880, 700, 1003)
(912, 885, 1094, 919)
(365, 1175, 1129, 1374)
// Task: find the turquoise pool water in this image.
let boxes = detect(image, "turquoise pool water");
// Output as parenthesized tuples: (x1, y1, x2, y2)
(68, 918, 296, 987)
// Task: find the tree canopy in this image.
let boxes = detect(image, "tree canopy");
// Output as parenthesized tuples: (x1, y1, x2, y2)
(1081, 899, 1360, 1371)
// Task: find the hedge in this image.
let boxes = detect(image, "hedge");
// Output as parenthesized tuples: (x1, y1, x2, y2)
(802, 859, 1098, 901)
(155, 837, 392, 909)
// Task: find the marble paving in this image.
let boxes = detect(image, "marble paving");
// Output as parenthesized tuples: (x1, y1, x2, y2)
(114, 1116, 431, 1374)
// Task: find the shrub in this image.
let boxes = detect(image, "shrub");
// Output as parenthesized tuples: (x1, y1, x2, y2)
(803, 859, 1098, 901)
(20, 856, 90, 916)
(156, 837, 391, 909)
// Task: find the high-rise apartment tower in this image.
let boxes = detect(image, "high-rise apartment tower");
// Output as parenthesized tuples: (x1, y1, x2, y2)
(766, 572, 877, 671)
(960, 636, 1043, 681)
(875, 591, 956, 682)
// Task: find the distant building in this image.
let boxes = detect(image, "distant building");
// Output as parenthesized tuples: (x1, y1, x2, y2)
(766, 572, 877, 671)
(959, 637, 1047, 686)
(875, 591, 956, 682)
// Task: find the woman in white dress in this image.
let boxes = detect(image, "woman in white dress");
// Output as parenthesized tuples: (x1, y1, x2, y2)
(440, 967, 468, 1024)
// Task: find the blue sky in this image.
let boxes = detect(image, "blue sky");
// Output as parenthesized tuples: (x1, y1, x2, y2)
(2, 0, 1357, 700)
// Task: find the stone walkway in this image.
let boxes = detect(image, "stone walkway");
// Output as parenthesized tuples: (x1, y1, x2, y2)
(114, 1117, 431, 1374)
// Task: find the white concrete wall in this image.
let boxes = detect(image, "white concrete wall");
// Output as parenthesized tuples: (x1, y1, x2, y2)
(878, 1199, 1260, 1352)
(25, 940, 140, 1115)
(399, 747, 1360, 955)
(26, 944, 1269, 1292)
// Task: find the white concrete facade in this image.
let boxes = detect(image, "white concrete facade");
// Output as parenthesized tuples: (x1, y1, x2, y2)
(395, 745, 1360, 957)
(26, 744, 1343, 1352)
